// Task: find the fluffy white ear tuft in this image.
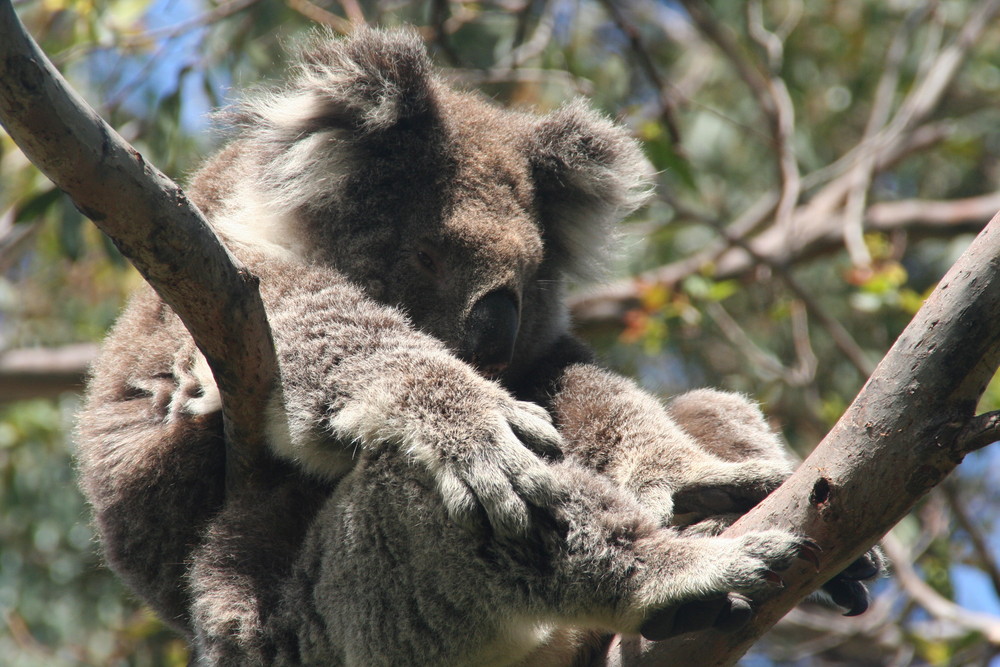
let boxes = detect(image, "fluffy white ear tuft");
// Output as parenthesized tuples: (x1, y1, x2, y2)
(529, 100, 655, 281)
(234, 26, 436, 139)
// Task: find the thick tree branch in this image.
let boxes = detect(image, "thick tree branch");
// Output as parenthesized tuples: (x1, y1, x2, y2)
(0, 344, 95, 402)
(612, 213, 1000, 665)
(0, 0, 274, 493)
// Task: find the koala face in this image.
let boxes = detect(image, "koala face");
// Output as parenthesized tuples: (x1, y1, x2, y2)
(193, 28, 652, 382)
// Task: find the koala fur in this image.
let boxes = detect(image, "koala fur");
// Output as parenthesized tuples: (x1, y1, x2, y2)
(76, 27, 878, 665)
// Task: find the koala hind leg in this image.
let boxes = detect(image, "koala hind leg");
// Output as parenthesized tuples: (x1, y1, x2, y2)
(667, 388, 790, 463)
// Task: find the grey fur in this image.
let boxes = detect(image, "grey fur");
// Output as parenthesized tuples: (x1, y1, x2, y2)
(76, 27, 869, 666)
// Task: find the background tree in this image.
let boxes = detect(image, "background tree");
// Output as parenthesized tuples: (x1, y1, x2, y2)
(3, 1, 1000, 665)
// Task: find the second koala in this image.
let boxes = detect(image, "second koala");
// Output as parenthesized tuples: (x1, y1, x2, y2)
(77, 27, 878, 665)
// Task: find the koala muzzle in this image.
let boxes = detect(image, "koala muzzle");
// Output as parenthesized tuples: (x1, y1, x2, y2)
(462, 290, 520, 379)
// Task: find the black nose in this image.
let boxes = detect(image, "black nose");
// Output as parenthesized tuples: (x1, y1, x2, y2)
(462, 290, 519, 378)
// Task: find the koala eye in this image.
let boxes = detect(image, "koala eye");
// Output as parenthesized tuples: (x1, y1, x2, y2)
(416, 249, 438, 275)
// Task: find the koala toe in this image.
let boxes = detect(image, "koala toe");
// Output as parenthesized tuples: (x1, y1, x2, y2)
(838, 547, 885, 581)
(639, 593, 754, 641)
(823, 578, 872, 616)
(504, 400, 564, 461)
(817, 545, 884, 616)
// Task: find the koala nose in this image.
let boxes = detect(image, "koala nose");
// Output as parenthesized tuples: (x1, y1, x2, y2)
(462, 290, 520, 379)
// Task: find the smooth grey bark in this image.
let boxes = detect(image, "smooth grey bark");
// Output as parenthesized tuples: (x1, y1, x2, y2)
(0, 0, 273, 492)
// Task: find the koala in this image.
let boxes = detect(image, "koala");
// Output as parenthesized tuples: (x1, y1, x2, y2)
(76, 27, 880, 666)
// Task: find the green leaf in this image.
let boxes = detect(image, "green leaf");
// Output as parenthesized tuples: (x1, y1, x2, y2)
(56, 201, 85, 261)
(640, 121, 697, 192)
(14, 188, 63, 223)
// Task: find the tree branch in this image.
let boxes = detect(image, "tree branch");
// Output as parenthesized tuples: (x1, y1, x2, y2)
(0, 0, 274, 494)
(0, 344, 95, 402)
(613, 213, 1000, 665)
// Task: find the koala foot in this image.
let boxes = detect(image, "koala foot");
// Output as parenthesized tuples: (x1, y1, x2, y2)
(639, 593, 753, 640)
(637, 531, 819, 641)
(669, 459, 792, 526)
(818, 546, 886, 616)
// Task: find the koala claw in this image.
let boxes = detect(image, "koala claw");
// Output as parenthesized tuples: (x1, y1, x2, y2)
(824, 578, 871, 616)
(838, 552, 880, 581)
(797, 539, 822, 571)
(434, 401, 565, 542)
(504, 400, 564, 462)
(817, 546, 884, 616)
(762, 570, 785, 588)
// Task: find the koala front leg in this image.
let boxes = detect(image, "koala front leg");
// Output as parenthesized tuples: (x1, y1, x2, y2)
(547, 362, 793, 526)
(261, 267, 564, 541)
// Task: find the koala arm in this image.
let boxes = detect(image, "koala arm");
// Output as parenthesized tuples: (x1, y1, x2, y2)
(528, 353, 793, 526)
(520, 337, 883, 615)
(254, 262, 563, 540)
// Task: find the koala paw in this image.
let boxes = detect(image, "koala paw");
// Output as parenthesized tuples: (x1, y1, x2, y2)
(428, 399, 565, 539)
(819, 545, 886, 616)
(639, 593, 754, 640)
(670, 459, 792, 526)
(723, 531, 820, 591)
(639, 530, 818, 641)
(332, 378, 564, 541)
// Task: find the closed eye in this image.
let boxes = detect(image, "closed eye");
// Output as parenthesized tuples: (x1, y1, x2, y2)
(416, 249, 438, 275)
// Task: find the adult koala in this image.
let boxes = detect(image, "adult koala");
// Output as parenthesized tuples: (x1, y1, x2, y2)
(77, 27, 879, 665)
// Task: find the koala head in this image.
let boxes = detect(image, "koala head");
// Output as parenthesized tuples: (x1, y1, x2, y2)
(190, 27, 653, 381)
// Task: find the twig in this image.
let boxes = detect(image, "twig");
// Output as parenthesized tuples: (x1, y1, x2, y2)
(336, 0, 365, 26)
(430, 0, 462, 66)
(704, 300, 789, 382)
(957, 410, 1000, 453)
(744, 2, 801, 244)
(286, 0, 353, 33)
(0, 343, 97, 402)
(940, 479, 1000, 599)
(882, 532, 1000, 644)
(0, 207, 39, 273)
(840, 6, 930, 269)
(685, 213, 876, 378)
(493, 0, 555, 71)
(598, 0, 682, 146)
(121, 0, 263, 46)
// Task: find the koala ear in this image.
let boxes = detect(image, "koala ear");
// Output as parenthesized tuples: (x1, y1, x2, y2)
(239, 27, 435, 137)
(529, 100, 654, 280)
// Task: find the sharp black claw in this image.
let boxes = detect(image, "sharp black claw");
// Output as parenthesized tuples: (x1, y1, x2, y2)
(825, 578, 871, 616)
(842, 581, 871, 616)
(715, 594, 753, 633)
(673, 598, 728, 634)
(763, 570, 785, 588)
(640, 605, 680, 641)
(797, 540, 822, 571)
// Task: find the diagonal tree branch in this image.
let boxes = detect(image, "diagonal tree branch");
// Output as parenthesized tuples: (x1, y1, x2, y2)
(611, 212, 1000, 665)
(0, 0, 273, 494)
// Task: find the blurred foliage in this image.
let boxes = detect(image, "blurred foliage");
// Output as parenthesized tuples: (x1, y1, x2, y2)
(3, 0, 1000, 664)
